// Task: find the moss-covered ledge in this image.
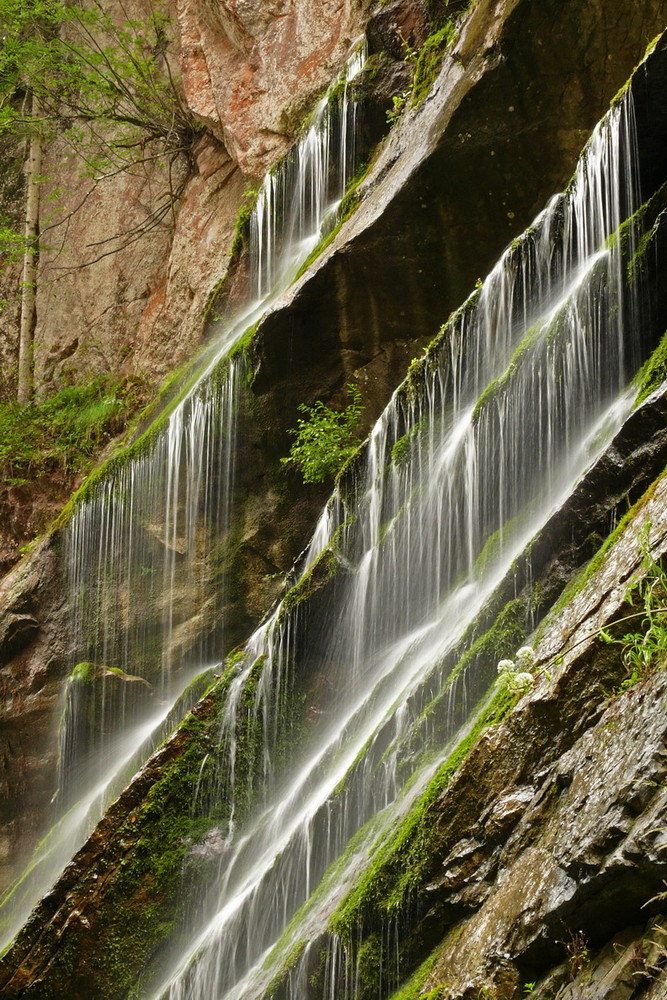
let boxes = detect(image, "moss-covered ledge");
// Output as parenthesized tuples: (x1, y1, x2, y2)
(4, 292, 667, 1000)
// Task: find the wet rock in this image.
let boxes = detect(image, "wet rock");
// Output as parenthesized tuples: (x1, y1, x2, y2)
(0, 537, 70, 891)
(366, 0, 430, 61)
(482, 786, 534, 840)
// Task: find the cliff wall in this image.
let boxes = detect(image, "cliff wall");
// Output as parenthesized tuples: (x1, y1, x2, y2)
(3, 1, 667, 998)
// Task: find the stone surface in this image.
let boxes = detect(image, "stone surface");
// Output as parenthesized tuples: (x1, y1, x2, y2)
(5, 402, 667, 998)
(1, 0, 366, 430)
(176, 0, 364, 177)
(0, 535, 70, 891)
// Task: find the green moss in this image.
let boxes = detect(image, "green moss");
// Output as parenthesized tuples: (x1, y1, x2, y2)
(391, 425, 418, 467)
(394, 287, 481, 412)
(231, 186, 259, 257)
(633, 328, 667, 406)
(23, 676, 237, 997)
(280, 545, 338, 617)
(293, 162, 370, 282)
(471, 322, 543, 420)
(410, 21, 457, 107)
(51, 323, 256, 537)
(263, 940, 308, 998)
(70, 661, 96, 683)
(628, 219, 660, 285)
(387, 951, 440, 1000)
(543, 470, 667, 629)
(202, 273, 228, 326)
(0, 374, 148, 487)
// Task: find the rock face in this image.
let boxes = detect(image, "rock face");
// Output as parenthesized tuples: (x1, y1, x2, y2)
(0, 537, 69, 891)
(4, 384, 667, 998)
(4, 0, 667, 998)
(6, 0, 664, 893)
(416, 490, 667, 998)
(2, 0, 366, 419)
(176, 0, 365, 175)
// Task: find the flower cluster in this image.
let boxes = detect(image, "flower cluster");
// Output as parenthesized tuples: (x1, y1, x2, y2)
(497, 645, 536, 693)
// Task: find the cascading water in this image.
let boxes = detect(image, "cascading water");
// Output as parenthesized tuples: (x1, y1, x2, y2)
(146, 94, 647, 1000)
(250, 46, 365, 298)
(0, 42, 368, 954)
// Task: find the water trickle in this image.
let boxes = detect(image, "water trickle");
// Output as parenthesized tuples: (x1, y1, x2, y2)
(147, 96, 648, 1000)
(251, 44, 367, 299)
(0, 666, 212, 952)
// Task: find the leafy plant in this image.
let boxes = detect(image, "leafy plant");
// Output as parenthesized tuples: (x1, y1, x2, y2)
(0, 0, 199, 174)
(386, 89, 411, 125)
(599, 523, 667, 691)
(282, 384, 363, 484)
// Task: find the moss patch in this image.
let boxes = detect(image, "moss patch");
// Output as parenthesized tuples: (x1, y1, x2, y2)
(411, 21, 458, 107)
(329, 682, 518, 938)
(634, 328, 667, 406)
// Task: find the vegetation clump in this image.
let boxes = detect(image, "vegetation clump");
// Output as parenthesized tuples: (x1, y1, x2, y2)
(410, 21, 458, 106)
(386, 6, 470, 125)
(0, 0, 200, 178)
(0, 373, 148, 483)
(282, 383, 364, 484)
(634, 328, 667, 406)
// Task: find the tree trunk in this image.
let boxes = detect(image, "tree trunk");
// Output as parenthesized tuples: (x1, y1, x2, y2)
(17, 90, 42, 405)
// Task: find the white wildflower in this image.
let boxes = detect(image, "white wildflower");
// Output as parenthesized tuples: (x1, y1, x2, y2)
(515, 645, 536, 669)
(497, 659, 516, 675)
(509, 670, 535, 692)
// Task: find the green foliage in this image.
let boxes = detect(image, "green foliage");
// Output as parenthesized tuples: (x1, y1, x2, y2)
(0, 373, 148, 481)
(0, 224, 33, 261)
(330, 683, 518, 937)
(634, 328, 667, 406)
(0, 0, 200, 186)
(599, 522, 667, 691)
(282, 383, 363, 484)
(411, 21, 457, 106)
(386, 88, 412, 125)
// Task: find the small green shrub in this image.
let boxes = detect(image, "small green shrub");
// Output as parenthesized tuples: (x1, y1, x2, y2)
(0, 373, 148, 481)
(598, 523, 667, 690)
(282, 383, 363, 484)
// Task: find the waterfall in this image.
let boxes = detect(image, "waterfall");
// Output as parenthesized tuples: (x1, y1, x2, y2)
(250, 44, 366, 298)
(0, 42, 368, 955)
(148, 95, 646, 1000)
